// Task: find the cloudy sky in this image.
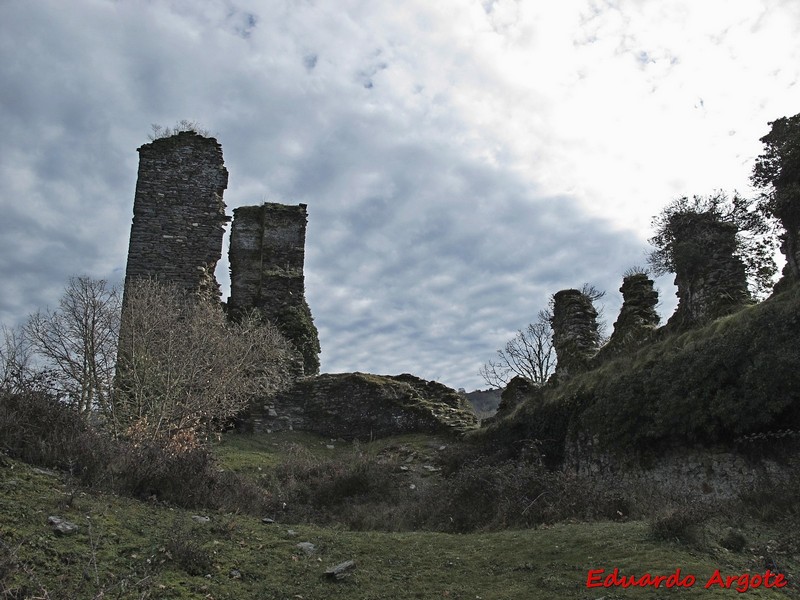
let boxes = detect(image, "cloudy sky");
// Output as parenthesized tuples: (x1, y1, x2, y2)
(2, 1, 799, 390)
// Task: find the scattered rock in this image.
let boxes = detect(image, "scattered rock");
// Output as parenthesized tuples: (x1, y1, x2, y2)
(48, 516, 78, 536)
(32, 467, 58, 478)
(324, 559, 356, 580)
(192, 515, 210, 524)
(296, 542, 316, 556)
(262, 517, 276, 525)
(286, 529, 298, 537)
(229, 569, 242, 579)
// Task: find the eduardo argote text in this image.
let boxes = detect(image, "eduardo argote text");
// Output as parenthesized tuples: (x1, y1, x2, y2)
(586, 567, 787, 593)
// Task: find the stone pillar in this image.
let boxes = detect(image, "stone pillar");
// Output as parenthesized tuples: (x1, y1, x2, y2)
(551, 289, 599, 380)
(664, 213, 750, 330)
(228, 203, 320, 375)
(603, 273, 660, 355)
(122, 131, 229, 299)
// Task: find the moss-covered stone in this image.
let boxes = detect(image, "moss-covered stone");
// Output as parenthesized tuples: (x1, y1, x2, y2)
(245, 372, 479, 439)
(480, 284, 800, 461)
(597, 273, 660, 360)
(228, 202, 321, 376)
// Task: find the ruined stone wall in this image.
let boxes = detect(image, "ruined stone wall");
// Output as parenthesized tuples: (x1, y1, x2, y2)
(228, 203, 320, 375)
(565, 434, 797, 501)
(597, 273, 660, 359)
(551, 289, 599, 381)
(123, 132, 229, 299)
(665, 213, 750, 330)
(242, 372, 478, 439)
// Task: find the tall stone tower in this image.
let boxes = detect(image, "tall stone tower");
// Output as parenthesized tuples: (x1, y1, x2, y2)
(551, 289, 600, 381)
(228, 203, 320, 375)
(123, 131, 229, 298)
(664, 213, 750, 330)
(600, 273, 660, 357)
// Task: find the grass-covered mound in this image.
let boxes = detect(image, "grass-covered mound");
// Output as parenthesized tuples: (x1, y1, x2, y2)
(479, 284, 800, 461)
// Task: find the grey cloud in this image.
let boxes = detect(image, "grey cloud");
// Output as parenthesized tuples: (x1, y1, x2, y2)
(1, 1, 685, 389)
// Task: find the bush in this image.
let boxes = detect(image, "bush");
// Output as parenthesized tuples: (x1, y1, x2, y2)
(0, 389, 269, 514)
(649, 503, 710, 547)
(164, 519, 213, 576)
(260, 444, 403, 525)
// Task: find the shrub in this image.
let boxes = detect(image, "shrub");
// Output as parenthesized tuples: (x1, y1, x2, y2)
(115, 279, 296, 444)
(649, 503, 710, 547)
(164, 519, 213, 576)
(0, 388, 269, 514)
(260, 444, 402, 525)
(720, 529, 748, 552)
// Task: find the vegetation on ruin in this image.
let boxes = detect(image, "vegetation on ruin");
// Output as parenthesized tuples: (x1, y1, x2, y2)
(2, 113, 800, 598)
(479, 282, 800, 461)
(648, 192, 778, 298)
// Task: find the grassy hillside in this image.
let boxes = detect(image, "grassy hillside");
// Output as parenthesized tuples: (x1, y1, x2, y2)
(1, 432, 798, 599)
(479, 284, 800, 462)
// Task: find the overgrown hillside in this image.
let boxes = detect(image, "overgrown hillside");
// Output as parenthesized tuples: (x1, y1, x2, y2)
(479, 284, 800, 463)
(2, 435, 797, 599)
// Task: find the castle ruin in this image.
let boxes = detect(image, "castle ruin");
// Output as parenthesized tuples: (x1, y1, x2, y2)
(598, 272, 660, 358)
(228, 203, 320, 375)
(121, 132, 319, 375)
(664, 212, 750, 330)
(123, 132, 229, 299)
(550, 289, 600, 381)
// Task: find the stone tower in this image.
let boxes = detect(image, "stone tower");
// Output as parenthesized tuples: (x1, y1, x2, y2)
(551, 289, 600, 381)
(228, 203, 320, 375)
(664, 213, 750, 330)
(123, 131, 229, 298)
(601, 273, 660, 357)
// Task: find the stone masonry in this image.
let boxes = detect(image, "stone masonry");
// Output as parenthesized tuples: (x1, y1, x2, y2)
(228, 203, 320, 375)
(243, 372, 478, 439)
(551, 289, 600, 381)
(123, 132, 229, 299)
(665, 212, 750, 330)
(598, 273, 660, 359)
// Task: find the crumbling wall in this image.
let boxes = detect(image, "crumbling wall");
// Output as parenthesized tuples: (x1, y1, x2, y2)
(598, 273, 660, 359)
(665, 213, 750, 330)
(123, 131, 229, 299)
(551, 289, 599, 381)
(228, 203, 320, 375)
(565, 433, 797, 501)
(243, 372, 478, 439)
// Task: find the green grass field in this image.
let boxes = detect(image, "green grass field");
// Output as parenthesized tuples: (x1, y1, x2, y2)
(1, 431, 797, 599)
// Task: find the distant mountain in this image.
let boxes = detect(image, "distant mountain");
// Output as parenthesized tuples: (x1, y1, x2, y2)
(464, 388, 502, 419)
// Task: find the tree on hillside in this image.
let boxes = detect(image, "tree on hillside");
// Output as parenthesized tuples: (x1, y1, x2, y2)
(23, 276, 121, 414)
(479, 311, 556, 388)
(114, 279, 296, 446)
(751, 112, 800, 282)
(0, 325, 39, 394)
(648, 193, 777, 298)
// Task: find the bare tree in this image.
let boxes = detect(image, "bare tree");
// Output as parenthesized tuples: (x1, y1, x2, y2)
(115, 279, 296, 444)
(479, 311, 556, 388)
(23, 277, 120, 414)
(0, 325, 37, 393)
